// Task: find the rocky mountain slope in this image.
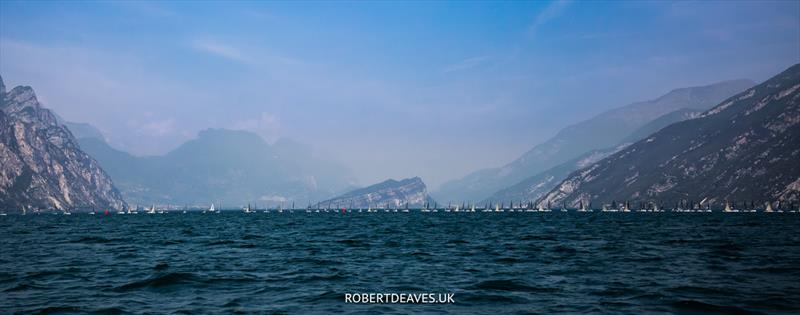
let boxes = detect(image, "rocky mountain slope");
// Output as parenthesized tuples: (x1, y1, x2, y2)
(78, 129, 356, 205)
(434, 79, 754, 203)
(540, 64, 800, 208)
(484, 107, 704, 203)
(316, 177, 434, 209)
(484, 145, 623, 204)
(0, 76, 125, 211)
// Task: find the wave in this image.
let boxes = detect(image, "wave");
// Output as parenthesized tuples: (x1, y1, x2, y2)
(115, 272, 200, 291)
(671, 299, 759, 315)
(469, 279, 558, 293)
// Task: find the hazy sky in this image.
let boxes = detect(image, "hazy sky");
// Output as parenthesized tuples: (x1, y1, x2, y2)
(1, 1, 798, 188)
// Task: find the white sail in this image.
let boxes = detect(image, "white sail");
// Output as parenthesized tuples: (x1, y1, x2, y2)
(724, 202, 734, 212)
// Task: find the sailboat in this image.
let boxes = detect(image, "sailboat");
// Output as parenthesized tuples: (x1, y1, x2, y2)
(421, 202, 430, 213)
(470, 203, 476, 212)
(128, 204, 138, 214)
(765, 201, 774, 213)
(244, 203, 254, 213)
(723, 201, 737, 213)
(147, 204, 156, 214)
(205, 203, 215, 214)
(117, 205, 126, 215)
(524, 202, 534, 212)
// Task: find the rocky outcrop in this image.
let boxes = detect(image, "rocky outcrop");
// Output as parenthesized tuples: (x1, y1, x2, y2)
(539, 64, 800, 208)
(316, 177, 434, 208)
(0, 75, 126, 211)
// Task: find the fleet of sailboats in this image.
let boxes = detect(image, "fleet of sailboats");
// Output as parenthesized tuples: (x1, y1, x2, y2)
(1, 199, 796, 215)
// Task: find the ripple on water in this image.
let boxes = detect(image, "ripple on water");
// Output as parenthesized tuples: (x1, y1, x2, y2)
(115, 272, 201, 291)
(0, 212, 798, 314)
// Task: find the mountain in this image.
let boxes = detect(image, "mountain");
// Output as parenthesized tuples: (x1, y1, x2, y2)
(433, 79, 755, 203)
(619, 108, 702, 144)
(316, 177, 434, 209)
(539, 64, 800, 208)
(484, 107, 704, 203)
(0, 76, 125, 211)
(483, 145, 623, 204)
(77, 129, 356, 205)
(50, 112, 107, 142)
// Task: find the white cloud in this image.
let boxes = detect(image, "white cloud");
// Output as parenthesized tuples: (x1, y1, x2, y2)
(442, 56, 489, 74)
(528, 0, 572, 37)
(232, 112, 281, 142)
(190, 39, 253, 64)
(140, 119, 176, 137)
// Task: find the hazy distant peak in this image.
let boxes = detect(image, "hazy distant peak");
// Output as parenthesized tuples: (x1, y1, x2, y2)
(197, 128, 266, 142)
(654, 79, 755, 103)
(0, 74, 5, 95)
(433, 77, 755, 203)
(272, 137, 307, 150)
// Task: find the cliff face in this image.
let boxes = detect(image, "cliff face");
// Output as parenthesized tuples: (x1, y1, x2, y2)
(0, 76, 126, 211)
(317, 177, 433, 208)
(539, 64, 800, 208)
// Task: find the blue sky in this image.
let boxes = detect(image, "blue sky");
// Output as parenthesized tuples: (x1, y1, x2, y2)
(1, 0, 798, 188)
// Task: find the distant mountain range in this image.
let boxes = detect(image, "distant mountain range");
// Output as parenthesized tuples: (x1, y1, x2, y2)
(316, 177, 435, 209)
(540, 64, 800, 208)
(484, 107, 705, 204)
(78, 129, 357, 206)
(0, 75, 125, 211)
(433, 79, 755, 203)
(483, 145, 623, 205)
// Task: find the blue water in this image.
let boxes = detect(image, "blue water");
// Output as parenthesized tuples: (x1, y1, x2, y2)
(1, 212, 799, 314)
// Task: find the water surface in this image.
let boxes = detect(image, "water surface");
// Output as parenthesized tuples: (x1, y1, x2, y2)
(1, 212, 799, 314)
